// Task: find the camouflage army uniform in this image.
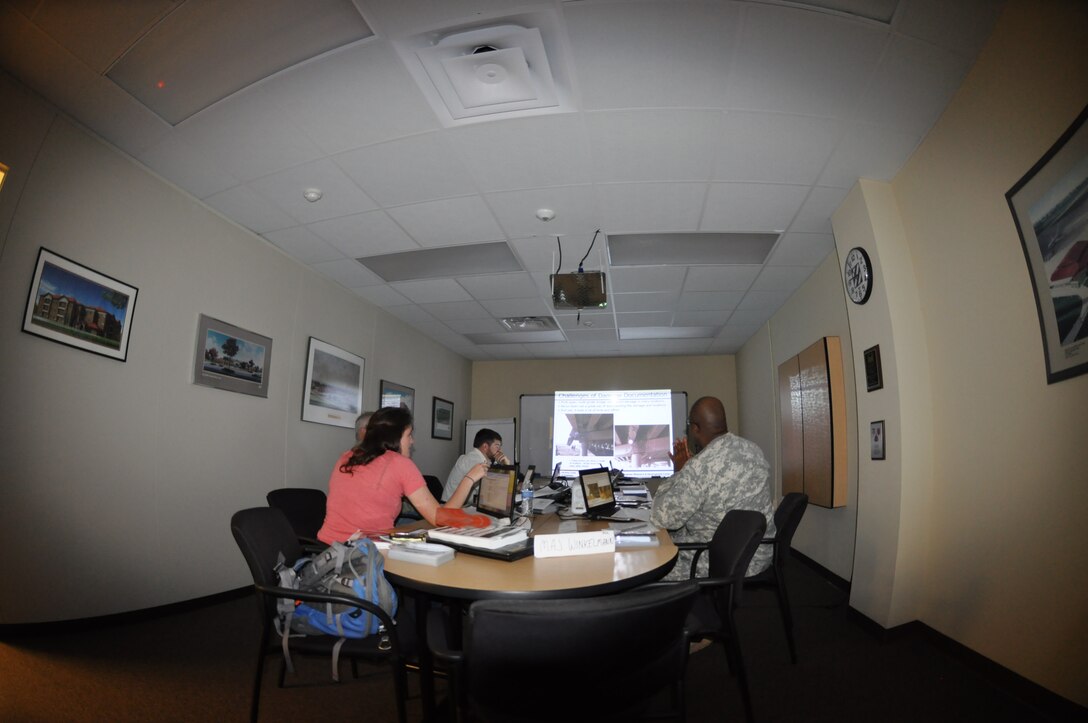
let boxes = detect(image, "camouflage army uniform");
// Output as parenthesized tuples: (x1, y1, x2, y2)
(651, 432, 775, 581)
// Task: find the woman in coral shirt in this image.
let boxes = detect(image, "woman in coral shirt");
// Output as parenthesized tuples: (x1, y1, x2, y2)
(317, 406, 486, 544)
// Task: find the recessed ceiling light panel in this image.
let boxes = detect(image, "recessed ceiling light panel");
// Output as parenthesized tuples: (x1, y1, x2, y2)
(608, 233, 779, 267)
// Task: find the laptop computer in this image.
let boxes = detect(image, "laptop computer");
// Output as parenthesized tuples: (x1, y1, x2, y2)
(476, 464, 518, 521)
(578, 466, 618, 518)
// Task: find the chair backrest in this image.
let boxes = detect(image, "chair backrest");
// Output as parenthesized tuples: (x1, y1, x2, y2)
(462, 582, 698, 720)
(772, 492, 809, 561)
(266, 487, 327, 542)
(422, 475, 444, 501)
(707, 509, 767, 608)
(231, 507, 304, 617)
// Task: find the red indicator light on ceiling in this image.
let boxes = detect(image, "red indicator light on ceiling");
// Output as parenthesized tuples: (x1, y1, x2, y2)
(156, 80, 166, 89)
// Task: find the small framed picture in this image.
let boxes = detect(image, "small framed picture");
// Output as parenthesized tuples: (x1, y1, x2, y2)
(864, 344, 883, 392)
(301, 337, 364, 428)
(22, 247, 139, 361)
(193, 314, 272, 398)
(379, 379, 414, 417)
(432, 397, 454, 440)
(870, 420, 886, 460)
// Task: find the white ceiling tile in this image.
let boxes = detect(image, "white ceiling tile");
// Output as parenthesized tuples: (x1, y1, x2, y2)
(727, 307, 776, 327)
(308, 210, 420, 257)
(739, 289, 795, 309)
(555, 311, 614, 330)
(676, 291, 746, 312)
(725, 3, 889, 118)
(476, 344, 532, 360)
(310, 258, 385, 289)
(137, 134, 239, 199)
(895, 0, 1003, 59)
(390, 279, 473, 304)
(702, 183, 809, 232)
(598, 183, 707, 232)
(335, 132, 469, 207)
(263, 227, 344, 264)
(528, 342, 576, 358)
(609, 266, 688, 294)
(615, 311, 675, 328)
(673, 310, 731, 326)
(384, 303, 440, 325)
(789, 187, 850, 234)
(174, 85, 323, 181)
(683, 266, 760, 292)
(480, 297, 551, 317)
(487, 186, 601, 239)
(612, 292, 679, 313)
(566, 328, 620, 343)
(249, 158, 377, 224)
(354, 285, 412, 307)
(587, 110, 722, 183)
(853, 35, 971, 135)
(767, 233, 838, 267)
(271, 40, 440, 154)
(818, 124, 922, 188)
(457, 272, 539, 300)
(419, 300, 492, 321)
(752, 266, 817, 291)
(448, 114, 594, 192)
(510, 237, 563, 274)
(714, 112, 842, 185)
(565, 0, 739, 110)
(203, 184, 296, 233)
(387, 196, 506, 247)
(445, 317, 506, 334)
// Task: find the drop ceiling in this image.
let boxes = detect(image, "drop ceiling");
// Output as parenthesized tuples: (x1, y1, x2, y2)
(0, 0, 1003, 360)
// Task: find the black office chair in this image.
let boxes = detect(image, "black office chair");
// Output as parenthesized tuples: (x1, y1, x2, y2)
(428, 582, 699, 722)
(423, 474, 444, 501)
(265, 487, 327, 545)
(746, 492, 809, 664)
(396, 474, 446, 522)
(677, 509, 767, 723)
(230, 507, 413, 723)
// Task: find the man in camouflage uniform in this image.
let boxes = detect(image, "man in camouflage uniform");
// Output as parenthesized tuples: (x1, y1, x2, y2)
(651, 396, 775, 581)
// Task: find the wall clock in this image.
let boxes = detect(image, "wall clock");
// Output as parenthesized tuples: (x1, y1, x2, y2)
(844, 246, 873, 304)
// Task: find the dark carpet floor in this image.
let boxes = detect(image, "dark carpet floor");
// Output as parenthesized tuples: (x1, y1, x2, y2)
(0, 558, 1075, 722)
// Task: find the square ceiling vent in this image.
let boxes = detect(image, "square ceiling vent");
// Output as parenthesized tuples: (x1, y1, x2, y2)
(395, 9, 575, 127)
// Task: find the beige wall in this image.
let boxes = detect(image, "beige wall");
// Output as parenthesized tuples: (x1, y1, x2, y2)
(744, 0, 1087, 706)
(471, 354, 737, 431)
(739, 254, 859, 581)
(0, 72, 472, 623)
(889, 0, 1088, 704)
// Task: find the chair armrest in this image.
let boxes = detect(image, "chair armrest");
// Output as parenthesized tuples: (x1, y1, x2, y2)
(300, 541, 328, 554)
(674, 541, 710, 578)
(254, 582, 400, 638)
(425, 606, 464, 666)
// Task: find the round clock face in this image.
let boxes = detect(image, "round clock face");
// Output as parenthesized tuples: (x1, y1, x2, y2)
(844, 247, 873, 304)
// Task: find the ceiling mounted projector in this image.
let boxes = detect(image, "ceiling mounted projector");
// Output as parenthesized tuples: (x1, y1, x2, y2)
(551, 271, 607, 310)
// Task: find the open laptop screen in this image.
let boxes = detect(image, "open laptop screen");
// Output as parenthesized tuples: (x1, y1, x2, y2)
(579, 467, 616, 517)
(477, 465, 517, 519)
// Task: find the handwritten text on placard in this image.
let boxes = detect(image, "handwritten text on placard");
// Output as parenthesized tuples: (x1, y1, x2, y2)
(533, 530, 616, 558)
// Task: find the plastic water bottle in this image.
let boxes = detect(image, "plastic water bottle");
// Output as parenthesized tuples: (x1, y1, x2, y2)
(521, 475, 534, 517)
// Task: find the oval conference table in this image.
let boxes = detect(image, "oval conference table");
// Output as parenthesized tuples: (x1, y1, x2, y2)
(383, 513, 678, 718)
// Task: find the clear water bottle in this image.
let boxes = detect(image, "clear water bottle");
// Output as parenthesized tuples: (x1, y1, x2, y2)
(521, 475, 534, 517)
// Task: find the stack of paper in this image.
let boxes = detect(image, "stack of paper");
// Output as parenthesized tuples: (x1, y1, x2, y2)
(427, 524, 529, 550)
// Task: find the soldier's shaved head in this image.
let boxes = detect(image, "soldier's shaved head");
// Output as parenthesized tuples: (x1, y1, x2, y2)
(688, 396, 729, 453)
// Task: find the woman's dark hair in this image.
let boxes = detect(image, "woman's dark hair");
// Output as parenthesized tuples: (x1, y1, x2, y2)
(340, 406, 412, 473)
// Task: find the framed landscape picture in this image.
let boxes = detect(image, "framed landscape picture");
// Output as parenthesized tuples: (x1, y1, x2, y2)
(379, 379, 414, 417)
(193, 314, 272, 398)
(432, 397, 454, 439)
(22, 248, 138, 361)
(1006, 102, 1088, 384)
(301, 337, 364, 429)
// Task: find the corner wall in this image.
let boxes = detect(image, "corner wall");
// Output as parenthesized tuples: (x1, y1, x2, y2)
(0, 72, 472, 623)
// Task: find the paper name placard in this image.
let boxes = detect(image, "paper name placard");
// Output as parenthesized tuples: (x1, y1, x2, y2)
(533, 530, 615, 558)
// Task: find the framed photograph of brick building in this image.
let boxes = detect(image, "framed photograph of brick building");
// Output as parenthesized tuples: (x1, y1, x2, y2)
(22, 247, 138, 361)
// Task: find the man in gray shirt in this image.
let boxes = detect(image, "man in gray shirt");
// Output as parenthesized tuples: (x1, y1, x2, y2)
(651, 396, 775, 581)
(442, 428, 510, 502)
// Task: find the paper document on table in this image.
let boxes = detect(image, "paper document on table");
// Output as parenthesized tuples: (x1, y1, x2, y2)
(533, 498, 555, 513)
(609, 507, 651, 522)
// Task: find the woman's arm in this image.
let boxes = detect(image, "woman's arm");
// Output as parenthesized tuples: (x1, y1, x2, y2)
(407, 462, 488, 525)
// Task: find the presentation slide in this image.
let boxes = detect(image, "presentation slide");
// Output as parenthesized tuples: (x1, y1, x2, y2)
(551, 389, 674, 478)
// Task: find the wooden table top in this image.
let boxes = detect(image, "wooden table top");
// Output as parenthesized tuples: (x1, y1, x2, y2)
(383, 514, 677, 600)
